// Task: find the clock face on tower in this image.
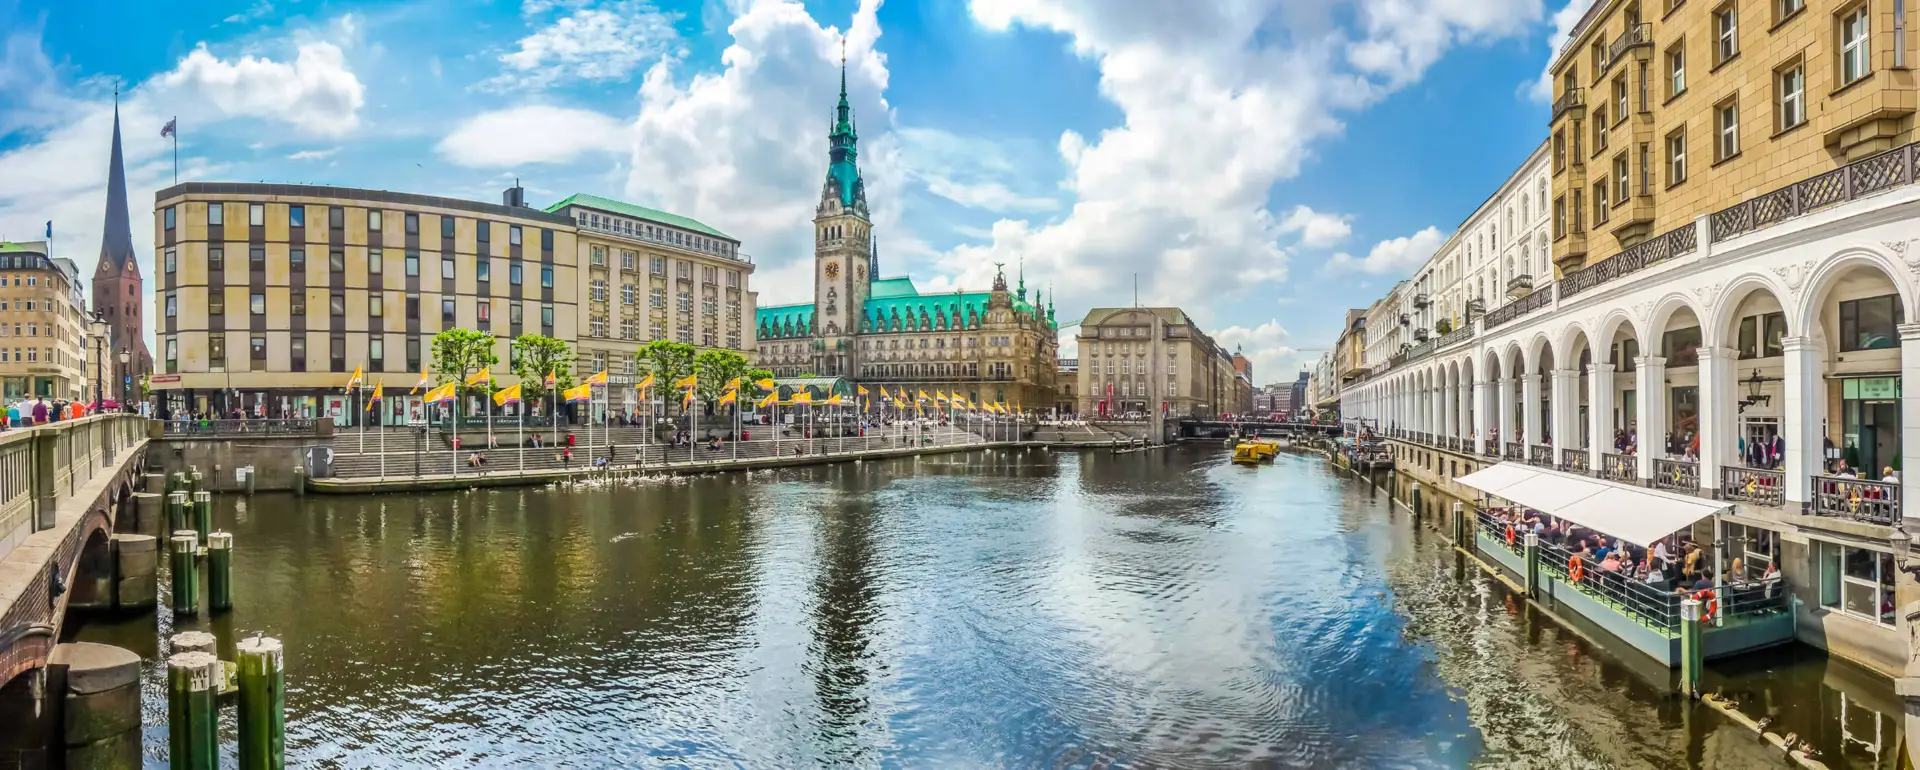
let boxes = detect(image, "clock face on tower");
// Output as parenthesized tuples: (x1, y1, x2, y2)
(825, 262, 840, 279)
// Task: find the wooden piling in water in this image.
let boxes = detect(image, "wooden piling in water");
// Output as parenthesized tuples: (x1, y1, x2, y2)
(235, 636, 286, 769)
(166, 651, 219, 770)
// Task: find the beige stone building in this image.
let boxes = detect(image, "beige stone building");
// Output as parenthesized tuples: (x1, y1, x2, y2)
(1548, 0, 1917, 275)
(1075, 307, 1234, 418)
(151, 183, 580, 422)
(545, 193, 757, 414)
(0, 242, 89, 402)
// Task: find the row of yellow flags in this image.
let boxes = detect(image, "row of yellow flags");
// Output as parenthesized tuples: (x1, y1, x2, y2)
(346, 365, 1018, 414)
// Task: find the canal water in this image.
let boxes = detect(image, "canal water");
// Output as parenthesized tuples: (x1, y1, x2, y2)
(70, 446, 1904, 768)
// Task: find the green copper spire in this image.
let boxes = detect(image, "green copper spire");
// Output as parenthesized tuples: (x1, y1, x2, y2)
(1017, 256, 1026, 302)
(824, 38, 864, 210)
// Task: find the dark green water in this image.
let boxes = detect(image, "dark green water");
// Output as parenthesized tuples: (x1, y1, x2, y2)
(70, 446, 1901, 767)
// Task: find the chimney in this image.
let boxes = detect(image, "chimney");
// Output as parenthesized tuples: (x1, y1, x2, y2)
(502, 182, 525, 208)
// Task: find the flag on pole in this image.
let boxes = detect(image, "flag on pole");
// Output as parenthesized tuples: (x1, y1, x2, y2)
(674, 374, 697, 389)
(825, 394, 842, 406)
(44, 221, 51, 239)
(718, 389, 737, 406)
(757, 392, 777, 408)
(465, 368, 491, 386)
(682, 388, 695, 407)
(917, 390, 930, 403)
(544, 371, 557, 387)
(586, 371, 608, 386)
(857, 385, 869, 396)
(792, 391, 813, 405)
(493, 383, 523, 406)
(160, 118, 176, 138)
(345, 365, 364, 392)
(410, 363, 430, 394)
(424, 381, 457, 406)
(564, 384, 592, 403)
(637, 374, 655, 390)
(755, 378, 776, 390)
(365, 381, 383, 410)
(724, 377, 741, 391)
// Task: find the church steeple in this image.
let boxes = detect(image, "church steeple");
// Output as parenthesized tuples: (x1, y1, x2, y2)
(98, 87, 137, 280)
(821, 38, 866, 213)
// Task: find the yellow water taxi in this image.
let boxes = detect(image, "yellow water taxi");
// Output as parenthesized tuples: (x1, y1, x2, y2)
(1231, 440, 1277, 465)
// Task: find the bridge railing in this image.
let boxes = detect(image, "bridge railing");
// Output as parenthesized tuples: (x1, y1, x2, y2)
(160, 418, 324, 438)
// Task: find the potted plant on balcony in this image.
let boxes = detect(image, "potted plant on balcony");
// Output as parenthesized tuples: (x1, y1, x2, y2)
(1435, 318, 1453, 335)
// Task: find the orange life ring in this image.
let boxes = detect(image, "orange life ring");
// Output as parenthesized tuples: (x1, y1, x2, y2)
(1692, 589, 1718, 622)
(1568, 555, 1585, 583)
(1505, 525, 1517, 546)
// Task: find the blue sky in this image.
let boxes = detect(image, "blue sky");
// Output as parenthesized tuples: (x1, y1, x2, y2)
(0, 0, 1588, 383)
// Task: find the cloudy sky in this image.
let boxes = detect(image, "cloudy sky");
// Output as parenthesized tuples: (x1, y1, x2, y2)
(0, 0, 1588, 385)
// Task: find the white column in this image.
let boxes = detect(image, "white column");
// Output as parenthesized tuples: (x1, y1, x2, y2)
(1636, 355, 1668, 481)
(1551, 368, 1578, 464)
(1698, 345, 1735, 491)
(1473, 380, 1491, 454)
(1782, 336, 1825, 506)
(1459, 378, 1473, 443)
(1522, 373, 1543, 448)
(1589, 361, 1615, 471)
(1498, 377, 1516, 452)
(1431, 380, 1444, 436)
(1900, 325, 1920, 512)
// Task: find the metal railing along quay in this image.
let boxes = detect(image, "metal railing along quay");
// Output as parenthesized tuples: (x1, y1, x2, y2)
(161, 418, 321, 437)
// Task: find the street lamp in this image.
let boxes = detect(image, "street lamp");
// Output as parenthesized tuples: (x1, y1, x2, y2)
(117, 347, 130, 413)
(87, 312, 108, 411)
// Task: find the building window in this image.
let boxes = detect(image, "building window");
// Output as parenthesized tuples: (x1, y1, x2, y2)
(329, 206, 344, 229)
(1612, 76, 1628, 121)
(1716, 99, 1740, 161)
(441, 216, 455, 238)
(1819, 541, 1896, 625)
(590, 245, 606, 266)
(405, 213, 419, 235)
(477, 222, 490, 244)
(289, 206, 305, 228)
(477, 300, 490, 323)
(208, 246, 225, 273)
(1737, 312, 1787, 359)
(510, 263, 523, 285)
(291, 248, 305, 272)
(442, 299, 456, 324)
(1777, 63, 1805, 131)
(622, 251, 637, 270)
(510, 303, 523, 326)
(369, 339, 384, 371)
(251, 335, 267, 362)
(369, 294, 384, 317)
(541, 229, 553, 250)
(441, 257, 455, 280)
(369, 249, 383, 275)
(165, 249, 176, 274)
(1839, 294, 1903, 351)
(331, 250, 346, 273)
(405, 253, 419, 277)
(1614, 155, 1630, 202)
(166, 292, 179, 317)
(249, 245, 264, 271)
(1666, 127, 1688, 186)
(290, 291, 306, 317)
(405, 336, 420, 373)
(406, 295, 420, 320)
(677, 291, 692, 312)
(509, 225, 522, 245)
(1592, 107, 1608, 151)
(249, 204, 264, 226)
(1714, 3, 1738, 64)
(208, 291, 225, 316)
(330, 336, 346, 372)
(590, 279, 607, 302)
(1778, 0, 1804, 22)
(1841, 5, 1871, 85)
(207, 203, 223, 226)
(250, 293, 265, 315)
(541, 265, 554, 288)
(622, 283, 636, 305)
(651, 256, 665, 275)
(541, 304, 554, 329)
(590, 316, 608, 338)
(330, 293, 346, 316)
(1593, 180, 1610, 225)
(209, 336, 225, 371)
(651, 287, 666, 308)
(369, 210, 382, 231)
(476, 259, 490, 282)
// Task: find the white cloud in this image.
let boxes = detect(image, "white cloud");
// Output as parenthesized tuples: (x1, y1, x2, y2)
(154, 42, 366, 137)
(489, 0, 684, 91)
(286, 148, 338, 161)
(1348, 0, 1545, 86)
(896, 125, 1056, 213)
(1526, 0, 1595, 101)
(437, 105, 628, 166)
(1277, 205, 1351, 249)
(223, 0, 274, 25)
(921, 177, 1056, 213)
(1213, 318, 1297, 384)
(1325, 226, 1448, 275)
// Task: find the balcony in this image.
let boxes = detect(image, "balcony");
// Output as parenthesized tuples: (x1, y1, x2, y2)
(1505, 274, 1533, 298)
(1608, 197, 1656, 243)
(1527, 444, 1554, 467)
(1599, 452, 1635, 482)
(1551, 87, 1585, 123)
(1808, 475, 1900, 526)
(1412, 293, 1431, 309)
(1411, 328, 1430, 342)
(1711, 142, 1920, 245)
(1399, 313, 1410, 326)
(1559, 223, 1699, 301)
(1719, 466, 1784, 507)
(1604, 23, 1651, 73)
(1482, 286, 1552, 331)
(1652, 459, 1699, 493)
(1559, 447, 1590, 475)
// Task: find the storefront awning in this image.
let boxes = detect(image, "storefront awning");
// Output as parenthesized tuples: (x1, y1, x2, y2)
(1455, 462, 1728, 547)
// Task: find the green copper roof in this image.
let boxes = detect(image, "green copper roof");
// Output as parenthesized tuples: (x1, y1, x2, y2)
(543, 193, 733, 241)
(869, 276, 918, 298)
(756, 303, 815, 337)
(0, 242, 45, 255)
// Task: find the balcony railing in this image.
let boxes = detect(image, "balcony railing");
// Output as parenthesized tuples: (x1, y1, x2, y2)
(1560, 447, 1590, 475)
(1412, 328, 1430, 342)
(1412, 293, 1431, 308)
(1652, 459, 1699, 492)
(1712, 142, 1920, 244)
(1399, 313, 1411, 325)
(1484, 287, 1553, 330)
(1504, 441, 1524, 461)
(1808, 475, 1901, 526)
(1506, 274, 1534, 296)
(1557, 224, 1699, 301)
(161, 418, 321, 437)
(1605, 23, 1652, 71)
(1719, 466, 1784, 507)
(1552, 87, 1584, 122)
(1483, 440, 1499, 458)
(1526, 444, 1553, 467)
(1599, 452, 1636, 482)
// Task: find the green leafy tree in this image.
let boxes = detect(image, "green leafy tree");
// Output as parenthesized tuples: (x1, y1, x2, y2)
(693, 349, 750, 403)
(511, 334, 575, 407)
(431, 328, 499, 399)
(636, 340, 696, 414)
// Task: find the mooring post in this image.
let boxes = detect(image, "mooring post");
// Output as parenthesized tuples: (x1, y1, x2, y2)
(236, 635, 286, 770)
(169, 532, 198, 617)
(1411, 484, 1422, 520)
(169, 471, 185, 497)
(166, 491, 188, 534)
(144, 471, 166, 495)
(292, 464, 306, 497)
(192, 491, 213, 541)
(1523, 531, 1540, 599)
(1452, 501, 1466, 544)
(1679, 598, 1704, 698)
(167, 651, 220, 770)
(188, 469, 203, 498)
(207, 532, 232, 612)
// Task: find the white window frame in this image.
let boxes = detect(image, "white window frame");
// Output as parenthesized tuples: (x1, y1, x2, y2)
(1778, 65, 1805, 130)
(1842, 6, 1871, 85)
(1717, 101, 1739, 160)
(1669, 46, 1686, 96)
(1669, 130, 1688, 184)
(1715, 5, 1738, 63)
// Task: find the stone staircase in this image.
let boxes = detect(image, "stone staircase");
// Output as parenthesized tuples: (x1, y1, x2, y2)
(1029, 423, 1134, 446)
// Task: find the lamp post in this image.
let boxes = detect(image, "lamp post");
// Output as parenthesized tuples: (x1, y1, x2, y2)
(87, 312, 108, 411)
(118, 347, 130, 413)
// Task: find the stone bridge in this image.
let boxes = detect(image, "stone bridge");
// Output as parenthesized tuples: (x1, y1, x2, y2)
(0, 415, 150, 694)
(1175, 419, 1343, 439)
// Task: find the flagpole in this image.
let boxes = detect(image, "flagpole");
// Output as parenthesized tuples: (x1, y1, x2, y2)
(643, 384, 651, 472)
(451, 384, 460, 480)
(379, 396, 386, 479)
(518, 395, 525, 474)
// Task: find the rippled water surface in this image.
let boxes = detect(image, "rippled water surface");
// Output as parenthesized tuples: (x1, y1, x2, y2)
(71, 446, 1898, 767)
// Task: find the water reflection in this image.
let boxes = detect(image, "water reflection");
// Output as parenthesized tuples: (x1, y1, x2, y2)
(59, 446, 1901, 768)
